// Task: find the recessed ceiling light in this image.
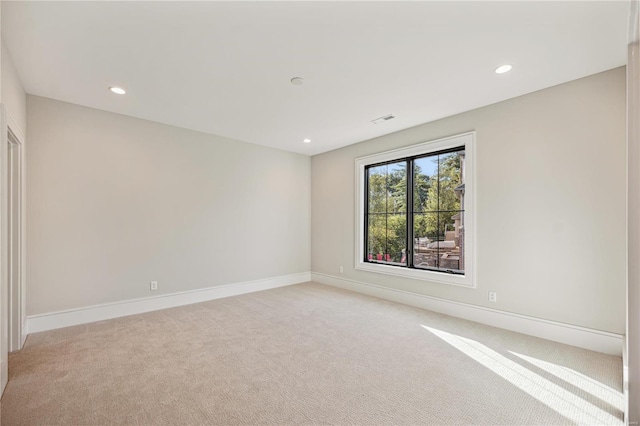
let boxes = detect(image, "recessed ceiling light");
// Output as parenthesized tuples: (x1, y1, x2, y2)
(290, 77, 304, 86)
(494, 65, 513, 74)
(109, 86, 126, 95)
(303, 138, 311, 143)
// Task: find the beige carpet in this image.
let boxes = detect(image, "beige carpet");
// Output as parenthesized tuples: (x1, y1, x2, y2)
(0, 282, 624, 425)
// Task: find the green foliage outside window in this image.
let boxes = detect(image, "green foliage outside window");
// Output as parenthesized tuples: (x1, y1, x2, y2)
(366, 151, 463, 263)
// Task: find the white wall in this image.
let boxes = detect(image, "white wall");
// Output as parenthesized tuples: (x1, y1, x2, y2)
(312, 67, 626, 335)
(627, 1, 639, 420)
(0, 17, 27, 396)
(1, 40, 26, 134)
(26, 96, 310, 316)
(0, 0, 5, 398)
(628, 41, 639, 422)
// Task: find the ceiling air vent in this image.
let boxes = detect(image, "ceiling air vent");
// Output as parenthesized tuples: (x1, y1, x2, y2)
(371, 114, 395, 124)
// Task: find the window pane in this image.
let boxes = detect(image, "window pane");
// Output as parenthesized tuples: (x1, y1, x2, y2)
(438, 152, 462, 213)
(414, 155, 438, 212)
(413, 211, 464, 273)
(368, 162, 406, 214)
(366, 213, 407, 265)
(439, 149, 465, 273)
(437, 211, 463, 273)
(386, 162, 407, 213)
(366, 214, 386, 261)
(367, 165, 387, 213)
(386, 213, 406, 264)
(413, 212, 439, 269)
(366, 161, 407, 266)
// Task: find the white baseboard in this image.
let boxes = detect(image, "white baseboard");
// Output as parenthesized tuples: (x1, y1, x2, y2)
(26, 272, 311, 334)
(312, 272, 624, 356)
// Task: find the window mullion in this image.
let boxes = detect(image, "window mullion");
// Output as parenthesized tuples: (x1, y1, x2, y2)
(385, 165, 389, 262)
(364, 167, 369, 262)
(436, 154, 441, 269)
(407, 159, 414, 268)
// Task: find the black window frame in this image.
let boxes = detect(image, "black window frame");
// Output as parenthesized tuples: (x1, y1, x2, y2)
(363, 145, 465, 275)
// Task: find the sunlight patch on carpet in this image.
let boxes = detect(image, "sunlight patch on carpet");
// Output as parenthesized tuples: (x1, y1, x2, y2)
(421, 325, 622, 425)
(509, 350, 624, 412)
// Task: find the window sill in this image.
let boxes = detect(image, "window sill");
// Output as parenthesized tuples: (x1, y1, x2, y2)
(355, 261, 474, 288)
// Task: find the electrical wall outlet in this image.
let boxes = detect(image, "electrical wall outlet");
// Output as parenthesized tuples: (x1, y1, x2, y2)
(339, 266, 344, 273)
(488, 291, 497, 302)
(150, 281, 158, 291)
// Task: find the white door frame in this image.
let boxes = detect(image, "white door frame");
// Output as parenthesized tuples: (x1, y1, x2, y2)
(0, 105, 26, 359)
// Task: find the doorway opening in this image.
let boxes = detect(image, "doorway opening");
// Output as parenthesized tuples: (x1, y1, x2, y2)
(7, 127, 24, 353)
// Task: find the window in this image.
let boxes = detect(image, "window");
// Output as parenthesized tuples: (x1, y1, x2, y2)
(355, 133, 474, 287)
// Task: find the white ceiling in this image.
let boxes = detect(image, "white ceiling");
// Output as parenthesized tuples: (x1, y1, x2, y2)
(2, 1, 629, 156)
